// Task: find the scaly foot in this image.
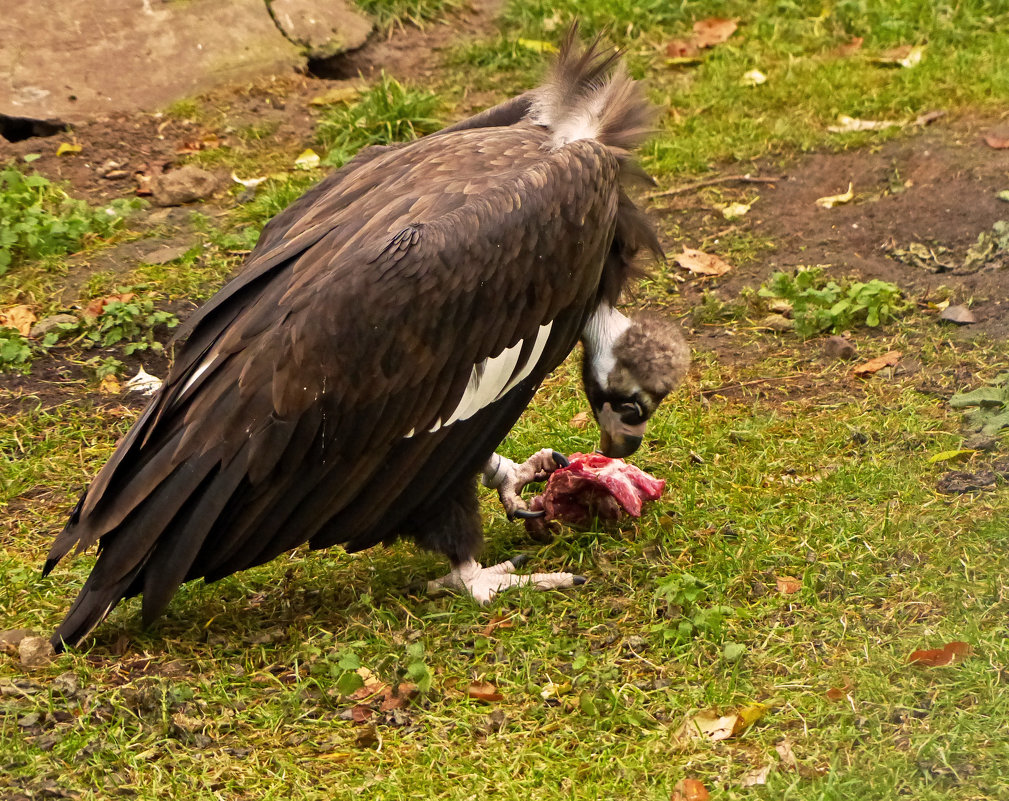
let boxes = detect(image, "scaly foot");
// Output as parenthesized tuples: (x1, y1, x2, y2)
(481, 449, 569, 519)
(427, 556, 585, 604)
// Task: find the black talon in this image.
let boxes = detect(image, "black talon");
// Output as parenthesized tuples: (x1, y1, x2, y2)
(573, 576, 587, 585)
(514, 508, 545, 519)
(551, 451, 569, 468)
(509, 554, 529, 568)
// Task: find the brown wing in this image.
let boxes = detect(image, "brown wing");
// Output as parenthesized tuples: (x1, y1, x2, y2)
(46, 125, 623, 647)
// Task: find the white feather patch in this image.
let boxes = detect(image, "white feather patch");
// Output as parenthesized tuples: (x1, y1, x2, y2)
(180, 359, 214, 395)
(582, 304, 631, 385)
(407, 322, 554, 438)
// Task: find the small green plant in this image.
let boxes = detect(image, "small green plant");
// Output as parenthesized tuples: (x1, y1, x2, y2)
(0, 162, 143, 274)
(86, 295, 179, 354)
(653, 572, 735, 641)
(0, 327, 32, 372)
(757, 267, 906, 337)
(316, 73, 441, 168)
(404, 641, 432, 692)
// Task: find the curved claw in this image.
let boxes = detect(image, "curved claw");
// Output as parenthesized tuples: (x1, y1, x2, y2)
(551, 451, 570, 469)
(514, 508, 545, 520)
(508, 554, 529, 569)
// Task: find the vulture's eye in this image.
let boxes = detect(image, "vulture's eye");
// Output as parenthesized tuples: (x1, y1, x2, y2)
(614, 399, 645, 421)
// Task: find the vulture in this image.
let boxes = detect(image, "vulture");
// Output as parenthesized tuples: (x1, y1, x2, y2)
(43, 30, 689, 650)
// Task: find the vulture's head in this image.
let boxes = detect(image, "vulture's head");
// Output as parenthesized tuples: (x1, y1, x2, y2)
(582, 310, 690, 458)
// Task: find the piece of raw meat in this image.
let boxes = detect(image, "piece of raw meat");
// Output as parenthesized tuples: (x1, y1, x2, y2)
(527, 452, 665, 525)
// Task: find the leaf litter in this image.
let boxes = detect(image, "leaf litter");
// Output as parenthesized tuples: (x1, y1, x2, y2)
(907, 641, 971, 666)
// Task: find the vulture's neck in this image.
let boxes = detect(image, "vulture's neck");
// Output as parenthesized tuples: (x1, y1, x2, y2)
(582, 303, 631, 386)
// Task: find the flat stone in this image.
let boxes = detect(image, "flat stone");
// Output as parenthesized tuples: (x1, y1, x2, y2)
(270, 0, 374, 59)
(29, 313, 78, 338)
(0, 0, 304, 123)
(758, 313, 794, 332)
(823, 335, 856, 360)
(0, 628, 36, 657)
(19, 636, 55, 669)
(151, 165, 220, 207)
(142, 244, 190, 265)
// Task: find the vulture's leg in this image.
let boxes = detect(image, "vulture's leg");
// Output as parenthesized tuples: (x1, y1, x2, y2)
(481, 449, 569, 519)
(412, 477, 583, 605)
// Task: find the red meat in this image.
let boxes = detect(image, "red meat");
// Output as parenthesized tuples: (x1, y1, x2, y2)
(528, 452, 665, 525)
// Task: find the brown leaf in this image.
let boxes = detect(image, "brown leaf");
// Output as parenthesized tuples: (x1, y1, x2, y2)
(908, 640, 971, 666)
(739, 763, 773, 787)
(834, 36, 863, 57)
(691, 17, 738, 48)
(983, 134, 1009, 150)
(671, 778, 709, 801)
(84, 292, 136, 318)
(466, 681, 504, 703)
(0, 304, 36, 336)
(350, 705, 373, 723)
(666, 39, 701, 59)
(824, 679, 852, 702)
(852, 350, 901, 376)
(775, 575, 801, 595)
(480, 615, 515, 637)
(568, 411, 590, 429)
(379, 682, 418, 711)
(675, 247, 732, 276)
(776, 738, 799, 770)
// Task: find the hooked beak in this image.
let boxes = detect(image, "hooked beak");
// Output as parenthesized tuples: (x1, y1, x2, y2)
(595, 402, 647, 458)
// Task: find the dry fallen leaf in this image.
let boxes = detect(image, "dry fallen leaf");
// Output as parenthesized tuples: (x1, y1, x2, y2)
(350, 704, 373, 722)
(481, 615, 515, 637)
(466, 681, 504, 703)
(721, 199, 755, 219)
(741, 69, 767, 86)
(815, 182, 855, 208)
(692, 17, 738, 48)
(309, 86, 362, 106)
(671, 778, 709, 801)
(84, 292, 136, 318)
(876, 44, 924, 68)
(56, 142, 82, 156)
(0, 305, 36, 336)
(834, 36, 863, 57)
(908, 640, 971, 667)
(675, 247, 732, 276)
(568, 410, 590, 429)
(828, 115, 901, 133)
(516, 38, 558, 54)
(825, 676, 853, 701)
(98, 374, 122, 395)
(739, 763, 773, 787)
(852, 350, 901, 376)
(666, 38, 701, 59)
(379, 682, 418, 711)
(294, 148, 321, 170)
(776, 739, 799, 770)
(983, 134, 1009, 150)
(775, 575, 801, 595)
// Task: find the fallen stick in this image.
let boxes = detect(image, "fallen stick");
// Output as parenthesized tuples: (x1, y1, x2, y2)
(648, 174, 784, 200)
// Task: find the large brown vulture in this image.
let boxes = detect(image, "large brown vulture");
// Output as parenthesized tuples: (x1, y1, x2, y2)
(43, 31, 689, 650)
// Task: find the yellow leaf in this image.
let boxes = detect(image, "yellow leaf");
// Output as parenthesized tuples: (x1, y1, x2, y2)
(815, 182, 854, 208)
(675, 247, 732, 276)
(721, 199, 754, 219)
(294, 148, 321, 170)
(56, 142, 82, 156)
(98, 374, 121, 395)
(732, 703, 767, 735)
(516, 38, 558, 54)
(928, 449, 976, 464)
(0, 304, 36, 336)
(309, 86, 362, 107)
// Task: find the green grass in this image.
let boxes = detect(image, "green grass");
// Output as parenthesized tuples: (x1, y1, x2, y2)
(4, 1, 1009, 799)
(316, 73, 443, 167)
(354, 0, 465, 29)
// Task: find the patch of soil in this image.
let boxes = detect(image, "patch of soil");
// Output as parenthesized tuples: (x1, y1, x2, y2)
(662, 120, 1009, 341)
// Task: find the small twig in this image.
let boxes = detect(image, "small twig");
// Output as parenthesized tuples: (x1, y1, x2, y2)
(699, 373, 807, 397)
(648, 174, 784, 200)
